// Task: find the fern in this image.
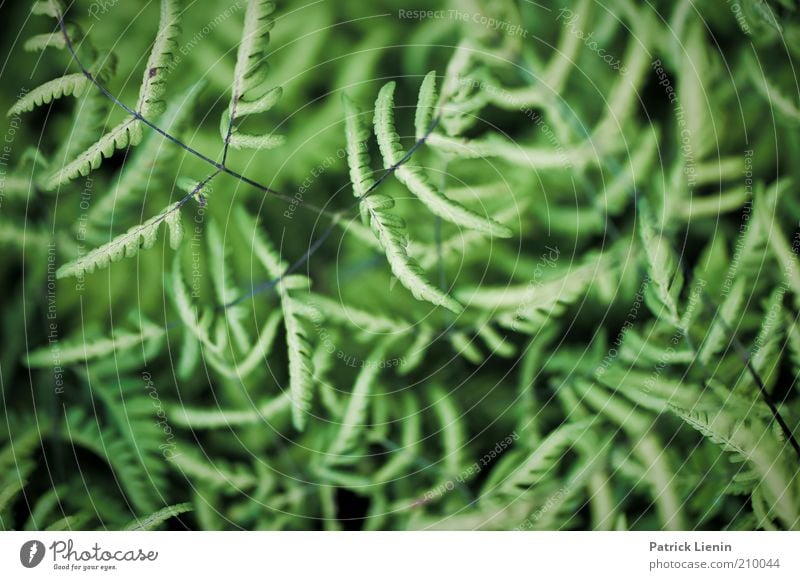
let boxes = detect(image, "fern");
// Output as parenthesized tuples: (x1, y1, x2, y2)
(375, 82, 512, 238)
(343, 93, 462, 312)
(136, 0, 181, 118)
(171, 393, 291, 430)
(220, 0, 283, 151)
(4, 0, 800, 534)
(9, 73, 90, 116)
(42, 0, 181, 189)
(671, 406, 800, 529)
(57, 201, 184, 278)
(326, 339, 391, 461)
(124, 503, 193, 531)
(25, 323, 165, 367)
(237, 207, 316, 430)
(638, 199, 684, 327)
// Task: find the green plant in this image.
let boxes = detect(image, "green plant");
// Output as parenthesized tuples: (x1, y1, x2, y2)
(1, 0, 799, 531)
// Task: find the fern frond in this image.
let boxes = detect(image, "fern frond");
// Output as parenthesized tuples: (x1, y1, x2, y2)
(171, 253, 224, 354)
(495, 421, 592, 498)
(414, 71, 438, 140)
(63, 409, 159, 513)
(205, 310, 283, 379)
(45, 0, 179, 188)
(125, 503, 193, 531)
(430, 385, 467, 476)
(281, 291, 316, 431)
(56, 201, 184, 278)
(427, 131, 596, 169)
(373, 395, 422, 484)
(32, 0, 63, 17)
(0, 428, 41, 525)
(375, 82, 512, 238)
(172, 393, 291, 430)
(327, 339, 391, 461)
(230, 0, 275, 101)
(671, 406, 800, 529)
(746, 54, 800, 123)
(25, 323, 165, 367)
(302, 293, 414, 335)
(638, 199, 684, 327)
(343, 93, 463, 313)
(8, 73, 90, 116)
(758, 180, 800, 301)
(746, 288, 785, 391)
(220, 0, 284, 150)
(456, 256, 601, 333)
(398, 325, 434, 376)
(237, 207, 316, 430)
(206, 220, 249, 350)
(24, 29, 69, 52)
(87, 82, 204, 236)
(169, 449, 258, 490)
(136, 0, 181, 118)
(45, 119, 142, 189)
(698, 279, 745, 365)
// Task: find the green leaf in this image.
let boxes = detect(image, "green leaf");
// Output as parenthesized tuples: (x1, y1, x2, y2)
(56, 201, 184, 278)
(375, 82, 512, 238)
(343, 93, 463, 313)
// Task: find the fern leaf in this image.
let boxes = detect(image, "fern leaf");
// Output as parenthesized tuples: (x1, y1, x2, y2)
(45, 0, 179, 188)
(414, 70, 437, 140)
(698, 279, 745, 365)
(302, 293, 414, 334)
(495, 421, 592, 497)
(430, 385, 467, 476)
(746, 55, 800, 122)
(398, 325, 434, 376)
(25, 324, 165, 367)
(125, 503, 192, 531)
(171, 253, 224, 354)
(87, 82, 204, 236)
(136, 0, 181, 118)
(237, 206, 316, 430)
(671, 406, 800, 529)
(63, 409, 160, 513)
(172, 393, 291, 430)
(375, 82, 512, 238)
(327, 339, 390, 460)
(456, 256, 600, 333)
(747, 288, 785, 391)
(228, 133, 285, 150)
(638, 199, 684, 327)
(45, 119, 143, 189)
(8, 73, 90, 116)
(282, 290, 315, 431)
(169, 450, 258, 490)
(56, 201, 183, 278)
(24, 29, 68, 52)
(343, 93, 463, 313)
(230, 0, 275, 101)
(373, 395, 422, 483)
(221, 0, 284, 150)
(205, 310, 283, 379)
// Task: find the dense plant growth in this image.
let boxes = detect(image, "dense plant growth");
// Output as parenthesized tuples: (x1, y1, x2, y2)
(1, 0, 799, 530)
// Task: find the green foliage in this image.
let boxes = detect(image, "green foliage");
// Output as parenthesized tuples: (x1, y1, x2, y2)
(1, 0, 799, 532)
